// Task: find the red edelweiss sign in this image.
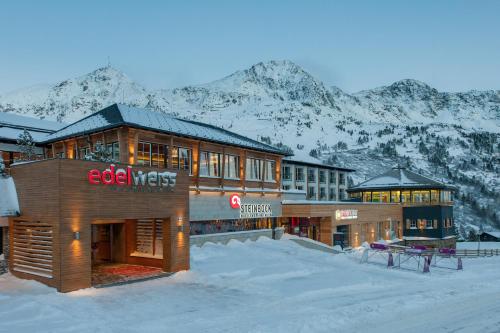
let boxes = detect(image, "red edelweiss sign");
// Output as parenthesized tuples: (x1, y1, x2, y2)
(229, 194, 241, 209)
(87, 164, 177, 189)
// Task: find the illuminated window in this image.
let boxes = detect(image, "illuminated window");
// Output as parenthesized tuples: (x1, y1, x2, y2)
(200, 151, 221, 177)
(171, 147, 192, 174)
(246, 158, 263, 180)
(224, 154, 240, 179)
(391, 191, 401, 203)
(363, 192, 372, 202)
(137, 142, 167, 168)
(401, 191, 411, 203)
(410, 220, 417, 229)
(264, 160, 276, 182)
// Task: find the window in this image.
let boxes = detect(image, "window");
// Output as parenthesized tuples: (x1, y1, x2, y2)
(295, 167, 304, 181)
(282, 166, 292, 180)
(296, 185, 304, 191)
(246, 158, 263, 180)
(329, 187, 337, 201)
(441, 191, 452, 202)
(339, 189, 346, 200)
(264, 160, 276, 182)
(410, 220, 417, 229)
(307, 186, 316, 199)
(137, 142, 167, 168)
(426, 219, 433, 229)
(329, 171, 337, 184)
(412, 190, 430, 203)
(307, 168, 316, 182)
(431, 190, 439, 203)
(224, 154, 239, 179)
(79, 147, 91, 159)
(319, 187, 327, 200)
(133, 219, 163, 258)
(106, 142, 120, 162)
(363, 192, 372, 202)
(200, 151, 221, 177)
(372, 192, 381, 202)
(177, 147, 192, 173)
(282, 185, 291, 190)
(391, 191, 401, 203)
(401, 191, 411, 203)
(339, 173, 346, 185)
(319, 170, 326, 183)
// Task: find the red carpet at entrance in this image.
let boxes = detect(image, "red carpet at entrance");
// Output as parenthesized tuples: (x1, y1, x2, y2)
(92, 264, 163, 286)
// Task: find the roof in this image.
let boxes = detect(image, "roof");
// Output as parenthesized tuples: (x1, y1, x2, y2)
(347, 166, 457, 192)
(0, 112, 64, 142)
(0, 176, 19, 216)
(483, 231, 500, 239)
(42, 104, 290, 155)
(282, 157, 355, 172)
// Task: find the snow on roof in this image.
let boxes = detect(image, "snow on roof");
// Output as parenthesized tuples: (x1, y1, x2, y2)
(282, 157, 355, 172)
(483, 231, 500, 238)
(348, 166, 456, 191)
(0, 112, 64, 132)
(0, 177, 19, 216)
(42, 104, 288, 155)
(0, 112, 64, 142)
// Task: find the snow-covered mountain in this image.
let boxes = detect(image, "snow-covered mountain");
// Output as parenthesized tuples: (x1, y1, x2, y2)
(0, 60, 499, 236)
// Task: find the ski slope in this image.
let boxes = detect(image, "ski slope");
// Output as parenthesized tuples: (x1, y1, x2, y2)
(1, 237, 500, 332)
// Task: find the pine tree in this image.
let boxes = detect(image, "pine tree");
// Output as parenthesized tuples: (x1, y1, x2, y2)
(17, 129, 36, 161)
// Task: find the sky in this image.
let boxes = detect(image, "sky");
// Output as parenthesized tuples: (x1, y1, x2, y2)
(1, 0, 499, 94)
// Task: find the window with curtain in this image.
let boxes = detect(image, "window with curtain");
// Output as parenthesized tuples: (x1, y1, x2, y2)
(224, 154, 239, 179)
(200, 151, 221, 177)
(246, 158, 263, 180)
(264, 160, 276, 182)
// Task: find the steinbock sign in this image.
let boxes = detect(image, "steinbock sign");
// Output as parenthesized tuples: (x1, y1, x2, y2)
(335, 209, 358, 220)
(229, 193, 273, 218)
(87, 164, 176, 192)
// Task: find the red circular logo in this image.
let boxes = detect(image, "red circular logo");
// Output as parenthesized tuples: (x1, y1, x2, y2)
(229, 194, 241, 209)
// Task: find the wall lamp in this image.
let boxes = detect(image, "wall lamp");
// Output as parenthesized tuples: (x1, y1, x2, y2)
(73, 231, 81, 240)
(177, 217, 184, 232)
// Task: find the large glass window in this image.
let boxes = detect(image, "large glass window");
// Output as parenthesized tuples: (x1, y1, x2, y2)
(319, 187, 327, 200)
(246, 158, 263, 180)
(431, 190, 439, 203)
(319, 170, 326, 183)
(391, 191, 401, 203)
(307, 168, 316, 182)
(106, 142, 120, 162)
(363, 192, 372, 202)
(307, 186, 316, 199)
(79, 147, 91, 159)
(339, 173, 346, 185)
(380, 191, 390, 203)
(264, 160, 276, 182)
(339, 189, 346, 200)
(372, 192, 381, 202)
(282, 166, 292, 180)
(172, 147, 192, 174)
(401, 191, 411, 203)
(441, 191, 452, 202)
(329, 171, 337, 184)
(137, 142, 167, 168)
(224, 154, 240, 179)
(412, 190, 430, 203)
(295, 167, 304, 181)
(200, 151, 221, 177)
(329, 187, 337, 201)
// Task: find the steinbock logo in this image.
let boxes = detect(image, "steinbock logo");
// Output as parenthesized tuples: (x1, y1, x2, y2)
(229, 194, 241, 209)
(87, 164, 176, 191)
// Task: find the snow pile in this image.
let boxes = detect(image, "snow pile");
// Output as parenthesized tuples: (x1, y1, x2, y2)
(2, 238, 500, 332)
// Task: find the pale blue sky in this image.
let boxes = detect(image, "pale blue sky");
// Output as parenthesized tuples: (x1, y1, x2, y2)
(1, 0, 499, 94)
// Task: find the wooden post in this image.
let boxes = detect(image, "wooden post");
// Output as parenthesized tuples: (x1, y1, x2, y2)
(241, 150, 246, 191)
(169, 136, 174, 169)
(220, 147, 225, 189)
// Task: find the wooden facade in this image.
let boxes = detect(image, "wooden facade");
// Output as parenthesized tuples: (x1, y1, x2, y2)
(282, 203, 403, 247)
(10, 159, 190, 292)
(49, 126, 282, 192)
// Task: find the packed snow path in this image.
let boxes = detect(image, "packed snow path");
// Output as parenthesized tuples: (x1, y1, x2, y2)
(1, 238, 500, 333)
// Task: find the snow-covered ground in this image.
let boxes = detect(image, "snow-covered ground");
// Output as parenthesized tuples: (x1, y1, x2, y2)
(1, 238, 500, 333)
(457, 241, 500, 250)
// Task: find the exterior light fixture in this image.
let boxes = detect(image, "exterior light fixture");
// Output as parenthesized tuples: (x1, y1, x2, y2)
(177, 217, 184, 232)
(73, 231, 81, 240)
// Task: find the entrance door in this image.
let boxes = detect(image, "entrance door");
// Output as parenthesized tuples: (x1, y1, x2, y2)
(91, 224, 125, 265)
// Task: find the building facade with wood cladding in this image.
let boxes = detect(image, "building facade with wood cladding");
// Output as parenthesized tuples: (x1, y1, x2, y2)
(0, 104, 457, 291)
